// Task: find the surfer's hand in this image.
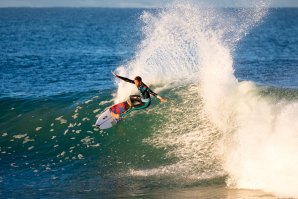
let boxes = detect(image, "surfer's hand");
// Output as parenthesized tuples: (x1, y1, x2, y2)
(112, 71, 118, 77)
(159, 97, 167, 103)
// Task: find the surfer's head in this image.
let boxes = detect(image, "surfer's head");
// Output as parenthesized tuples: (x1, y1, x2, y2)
(134, 76, 142, 87)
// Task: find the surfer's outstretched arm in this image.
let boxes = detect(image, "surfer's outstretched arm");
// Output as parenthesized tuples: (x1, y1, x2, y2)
(112, 72, 134, 84)
(147, 86, 167, 102)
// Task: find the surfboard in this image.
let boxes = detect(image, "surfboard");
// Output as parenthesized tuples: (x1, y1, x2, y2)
(95, 101, 130, 129)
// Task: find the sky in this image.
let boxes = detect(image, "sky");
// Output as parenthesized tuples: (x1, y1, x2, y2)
(0, 0, 297, 8)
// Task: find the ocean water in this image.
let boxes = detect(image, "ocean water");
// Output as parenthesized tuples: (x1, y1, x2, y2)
(0, 2, 298, 198)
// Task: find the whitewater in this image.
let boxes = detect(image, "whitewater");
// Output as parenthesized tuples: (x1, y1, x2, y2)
(114, 0, 298, 197)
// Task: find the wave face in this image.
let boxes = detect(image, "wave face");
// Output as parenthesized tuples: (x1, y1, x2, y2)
(114, 1, 298, 197)
(1, 4, 298, 198)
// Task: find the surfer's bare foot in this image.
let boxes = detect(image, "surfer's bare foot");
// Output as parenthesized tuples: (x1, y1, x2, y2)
(110, 111, 120, 119)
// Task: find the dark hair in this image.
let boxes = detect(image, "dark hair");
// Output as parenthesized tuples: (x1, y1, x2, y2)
(134, 76, 142, 82)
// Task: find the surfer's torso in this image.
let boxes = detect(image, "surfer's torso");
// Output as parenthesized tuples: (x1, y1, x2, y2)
(137, 83, 156, 102)
(116, 75, 158, 102)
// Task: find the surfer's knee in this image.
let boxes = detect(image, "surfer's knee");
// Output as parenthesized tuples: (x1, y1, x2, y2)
(127, 100, 132, 107)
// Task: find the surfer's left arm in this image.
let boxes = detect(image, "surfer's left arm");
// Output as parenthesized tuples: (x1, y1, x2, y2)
(148, 87, 167, 102)
(112, 72, 134, 84)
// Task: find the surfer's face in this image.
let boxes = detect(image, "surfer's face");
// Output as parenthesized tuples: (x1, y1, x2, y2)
(134, 80, 141, 87)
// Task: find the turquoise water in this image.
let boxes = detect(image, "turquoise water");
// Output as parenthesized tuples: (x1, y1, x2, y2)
(1, 3, 298, 198)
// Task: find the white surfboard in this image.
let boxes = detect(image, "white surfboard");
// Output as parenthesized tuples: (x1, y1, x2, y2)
(95, 108, 118, 129)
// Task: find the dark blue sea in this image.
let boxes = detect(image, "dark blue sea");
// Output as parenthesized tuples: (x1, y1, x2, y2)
(1, 4, 298, 198)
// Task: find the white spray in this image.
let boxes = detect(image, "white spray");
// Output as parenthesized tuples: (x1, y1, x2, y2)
(115, 0, 298, 197)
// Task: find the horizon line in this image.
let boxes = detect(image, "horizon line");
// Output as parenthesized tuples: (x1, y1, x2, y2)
(0, 5, 297, 8)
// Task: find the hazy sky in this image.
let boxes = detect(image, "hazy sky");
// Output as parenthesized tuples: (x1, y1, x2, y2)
(0, 0, 297, 8)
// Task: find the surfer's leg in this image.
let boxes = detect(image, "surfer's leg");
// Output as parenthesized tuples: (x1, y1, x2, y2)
(132, 95, 143, 107)
(121, 96, 150, 117)
(130, 100, 151, 110)
(129, 95, 143, 107)
(121, 101, 150, 118)
(127, 100, 132, 107)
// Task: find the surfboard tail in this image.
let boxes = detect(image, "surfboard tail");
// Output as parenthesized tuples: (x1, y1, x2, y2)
(95, 101, 129, 130)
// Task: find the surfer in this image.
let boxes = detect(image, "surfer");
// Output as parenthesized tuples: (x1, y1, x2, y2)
(111, 72, 167, 119)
